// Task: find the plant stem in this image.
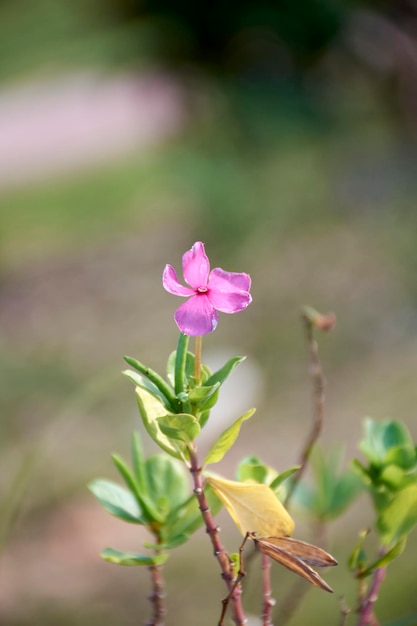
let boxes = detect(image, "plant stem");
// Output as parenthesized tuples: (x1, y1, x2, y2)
(194, 335, 202, 385)
(147, 548, 166, 626)
(261, 552, 274, 626)
(175, 333, 189, 396)
(339, 597, 351, 626)
(285, 309, 328, 507)
(188, 445, 247, 626)
(357, 563, 386, 626)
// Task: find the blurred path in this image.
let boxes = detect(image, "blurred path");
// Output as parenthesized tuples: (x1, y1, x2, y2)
(0, 72, 185, 188)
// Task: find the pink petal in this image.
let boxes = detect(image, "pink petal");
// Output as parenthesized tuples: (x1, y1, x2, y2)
(163, 265, 195, 297)
(207, 268, 252, 313)
(182, 242, 210, 289)
(174, 294, 218, 336)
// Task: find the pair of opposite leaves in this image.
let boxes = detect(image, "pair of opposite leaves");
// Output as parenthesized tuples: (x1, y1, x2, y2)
(207, 476, 337, 593)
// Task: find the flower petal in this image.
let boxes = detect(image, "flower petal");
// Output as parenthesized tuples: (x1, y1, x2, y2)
(162, 265, 195, 297)
(182, 242, 210, 289)
(207, 268, 252, 313)
(174, 295, 218, 336)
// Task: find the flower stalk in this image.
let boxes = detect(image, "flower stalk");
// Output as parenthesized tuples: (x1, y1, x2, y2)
(194, 335, 202, 385)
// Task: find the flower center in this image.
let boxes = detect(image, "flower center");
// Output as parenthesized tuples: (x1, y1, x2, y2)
(197, 286, 208, 294)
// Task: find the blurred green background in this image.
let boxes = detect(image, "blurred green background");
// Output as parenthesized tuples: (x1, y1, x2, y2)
(1, 0, 417, 624)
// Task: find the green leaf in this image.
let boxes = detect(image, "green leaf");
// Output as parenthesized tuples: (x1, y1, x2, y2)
(130, 431, 147, 493)
(303, 448, 362, 520)
(377, 484, 417, 546)
(174, 333, 190, 394)
(204, 408, 256, 466)
(144, 535, 190, 550)
(199, 410, 211, 429)
(124, 356, 178, 411)
(200, 364, 212, 385)
(360, 419, 416, 468)
(101, 547, 168, 566)
(88, 479, 144, 524)
(269, 467, 301, 492)
(380, 464, 416, 491)
(205, 356, 246, 388)
(158, 413, 201, 443)
(386, 446, 417, 471)
(292, 448, 363, 520)
(166, 350, 177, 388)
(326, 471, 363, 519)
(145, 455, 189, 519)
(348, 529, 370, 572)
(237, 457, 274, 485)
(111, 453, 161, 523)
(357, 538, 407, 578)
(352, 459, 374, 486)
(360, 419, 390, 466)
(122, 370, 170, 409)
(135, 386, 188, 461)
(235, 456, 297, 490)
(164, 483, 223, 545)
(128, 432, 162, 522)
(188, 383, 220, 407)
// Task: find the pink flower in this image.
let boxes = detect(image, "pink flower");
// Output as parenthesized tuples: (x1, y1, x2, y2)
(163, 242, 252, 336)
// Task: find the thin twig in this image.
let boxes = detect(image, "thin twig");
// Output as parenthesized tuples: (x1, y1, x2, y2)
(219, 533, 250, 626)
(339, 596, 351, 626)
(188, 446, 248, 626)
(357, 561, 386, 626)
(275, 310, 334, 623)
(261, 552, 275, 626)
(285, 307, 335, 507)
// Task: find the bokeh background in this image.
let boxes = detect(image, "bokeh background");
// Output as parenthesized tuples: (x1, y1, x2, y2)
(1, 1, 417, 624)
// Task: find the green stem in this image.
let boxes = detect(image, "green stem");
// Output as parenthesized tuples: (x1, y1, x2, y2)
(175, 333, 189, 396)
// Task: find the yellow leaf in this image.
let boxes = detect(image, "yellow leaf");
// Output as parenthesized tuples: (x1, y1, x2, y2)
(206, 475, 295, 537)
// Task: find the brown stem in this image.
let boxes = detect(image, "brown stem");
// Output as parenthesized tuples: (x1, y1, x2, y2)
(261, 552, 275, 626)
(146, 554, 165, 626)
(285, 309, 330, 507)
(188, 446, 247, 626)
(357, 563, 386, 626)
(219, 534, 250, 626)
